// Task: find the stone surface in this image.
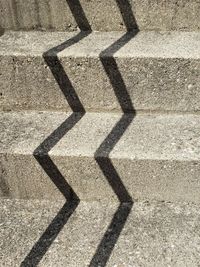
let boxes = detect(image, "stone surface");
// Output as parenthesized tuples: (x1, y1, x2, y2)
(0, 31, 200, 113)
(1, 2, 200, 265)
(1, 199, 200, 266)
(0, 0, 200, 31)
(1, 111, 200, 202)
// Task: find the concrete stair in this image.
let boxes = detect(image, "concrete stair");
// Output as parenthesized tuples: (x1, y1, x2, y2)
(0, 31, 200, 112)
(0, 0, 200, 32)
(1, 111, 200, 203)
(1, 199, 200, 267)
(0, 0, 200, 266)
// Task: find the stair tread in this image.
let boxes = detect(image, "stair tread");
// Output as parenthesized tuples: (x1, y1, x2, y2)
(1, 31, 200, 59)
(1, 111, 200, 161)
(1, 198, 200, 266)
(1, 31, 200, 113)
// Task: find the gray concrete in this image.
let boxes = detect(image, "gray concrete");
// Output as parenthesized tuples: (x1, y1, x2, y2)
(0, 31, 200, 113)
(1, 111, 200, 202)
(0, 0, 200, 31)
(1, 199, 200, 266)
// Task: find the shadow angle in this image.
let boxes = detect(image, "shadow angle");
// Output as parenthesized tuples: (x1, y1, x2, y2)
(20, 201, 79, 267)
(89, 12, 139, 267)
(20, 28, 91, 266)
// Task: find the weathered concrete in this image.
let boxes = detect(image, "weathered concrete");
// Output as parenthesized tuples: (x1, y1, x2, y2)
(0, 31, 200, 113)
(0, 0, 200, 31)
(1, 199, 200, 266)
(1, 111, 200, 202)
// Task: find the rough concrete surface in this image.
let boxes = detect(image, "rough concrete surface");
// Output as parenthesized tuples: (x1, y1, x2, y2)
(1, 111, 200, 202)
(1, 199, 200, 266)
(0, 0, 200, 31)
(0, 31, 200, 112)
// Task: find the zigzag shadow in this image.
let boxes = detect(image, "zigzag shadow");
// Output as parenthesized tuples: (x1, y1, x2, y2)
(20, 1, 92, 266)
(89, 31, 138, 267)
(89, 2, 139, 264)
(20, 32, 91, 267)
(21, 0, 138, 266)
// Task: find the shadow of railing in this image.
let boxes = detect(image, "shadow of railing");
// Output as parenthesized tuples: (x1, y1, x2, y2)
(116, 0, 138, 31)
(89, 1, 139, 265)
(21, 0, 138, 266)
(20, 2, 91, 265)
(66, 0, 91, 31)
(89, 30, 138, 267)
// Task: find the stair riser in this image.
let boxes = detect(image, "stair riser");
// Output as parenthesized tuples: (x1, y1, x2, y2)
(1, 55, 200, 112)
(1, 153, 200, 203)
(1, 0, 200, 31)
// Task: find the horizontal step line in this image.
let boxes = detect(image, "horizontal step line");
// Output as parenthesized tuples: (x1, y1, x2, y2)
(1, 31, 200, 59)
(1, 111, 200, 161)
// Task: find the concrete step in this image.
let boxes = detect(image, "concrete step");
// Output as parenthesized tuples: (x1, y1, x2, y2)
(0, 0, 200, 32)
(1, 198, 200, 266)
(1, 31, 200, 113)
(1, 111, 200, 203)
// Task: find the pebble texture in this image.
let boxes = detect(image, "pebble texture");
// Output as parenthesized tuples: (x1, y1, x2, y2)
(1, 111, 200, 202)
(0, 31, 200, 112)
(0, 0, 200, 31)
(1, 199, 200, 266)
(1, 2, 200, 267)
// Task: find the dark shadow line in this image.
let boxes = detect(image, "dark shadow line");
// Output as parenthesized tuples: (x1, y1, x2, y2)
(116, 0, 138, 31)
(35, 155, 79, 201)
(20, 201, 79, 267)
(91, 114, 135, 266)
(90, 2, 139, 264)
(44, 31, 90, 55)
(95, 113, 134, 157)
(95, 114, 134, 204)
(43, 31, 91, 112)
(66, 0, 92, 31)
(33, 113, 84, 201)
(21, 28, 91, 266)
(0, 25, 5, 37)
(91, 116, 135, 267)
(100, 31, 138, 57)
(100, 31, 138, 113)
(89, 202, 133, 267)
(0, 162, 10, 196)
(34, 112, 84, 155)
